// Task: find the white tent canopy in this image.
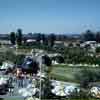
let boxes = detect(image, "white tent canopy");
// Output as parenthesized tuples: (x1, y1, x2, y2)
(51, 80, 80, 96)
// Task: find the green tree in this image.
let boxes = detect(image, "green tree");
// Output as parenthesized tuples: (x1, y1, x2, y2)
(10, 32, 16, 45)
(41, 34, 48, 45)
(4, 50, 16, 62)
(36, 33, 41, 44)
(42, 55, 52, 66)
(96, 32, 100, 43)
(96, 47, 100, 53)
(82, 30, 95, 41)
(48, 33, 56, 47)
(15, 54, 25, 65)
(16, 28, 23, 45)
(75, 68, 100, 89)
(56, 56, 65, 63)
(41, 78, 52, 99)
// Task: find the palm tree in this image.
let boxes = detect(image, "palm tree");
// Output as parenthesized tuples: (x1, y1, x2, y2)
(16, 28, 23, 46)
(10, 32, 16, 45)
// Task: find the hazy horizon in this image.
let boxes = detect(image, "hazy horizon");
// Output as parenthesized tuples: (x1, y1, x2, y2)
(0, 0, 100, 34)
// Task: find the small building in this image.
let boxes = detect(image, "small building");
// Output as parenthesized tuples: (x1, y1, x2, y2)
(54, 41, 64, 48)
(0, 40, 11, 46)
(26, 39, 37, 46)
(80, 41, 97, 48)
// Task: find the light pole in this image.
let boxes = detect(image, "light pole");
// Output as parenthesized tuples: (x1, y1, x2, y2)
(39, 55, 42, 100)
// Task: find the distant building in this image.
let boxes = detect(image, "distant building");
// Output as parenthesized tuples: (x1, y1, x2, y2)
(26, 39, 37, 46)
(54, 41, 64, 48)
(80, 41, 96, 48)
(26, 39, 36, 43)
(0, 40, 11, 45)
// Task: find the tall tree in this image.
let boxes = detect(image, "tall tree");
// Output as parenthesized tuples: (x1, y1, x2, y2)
(36, 33, 41, 44)
(48, 33, 56, 47)
(10, 32, 16, 45)
(16, 29, 23, 45)
(41, 34, 48, 45)
(82, 30, 95, 41)
(42, 55, 51, 66)
(96, 32, 100, 43)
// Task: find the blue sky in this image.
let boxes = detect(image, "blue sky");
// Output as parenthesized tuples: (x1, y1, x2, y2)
(0, 0, 100, 34)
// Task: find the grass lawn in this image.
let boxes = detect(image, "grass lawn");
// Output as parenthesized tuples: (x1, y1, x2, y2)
(50, 65, 80, 82)
(50, 64, 100, 82)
